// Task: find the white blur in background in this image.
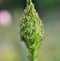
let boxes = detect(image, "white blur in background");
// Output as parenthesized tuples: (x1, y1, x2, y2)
(0, 10, 12, 26)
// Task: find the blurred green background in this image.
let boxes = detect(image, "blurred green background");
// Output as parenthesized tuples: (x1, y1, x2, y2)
(0, 0, 60, 61)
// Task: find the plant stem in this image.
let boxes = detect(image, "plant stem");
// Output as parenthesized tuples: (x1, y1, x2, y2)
(32, 49, 37, 61)
(29, 48, 37, 61)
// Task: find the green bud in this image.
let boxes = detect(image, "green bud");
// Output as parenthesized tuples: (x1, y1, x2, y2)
(20, 0, 44, 61)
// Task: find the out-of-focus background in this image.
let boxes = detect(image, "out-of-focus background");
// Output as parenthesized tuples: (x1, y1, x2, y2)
(0, 0, 60, 61)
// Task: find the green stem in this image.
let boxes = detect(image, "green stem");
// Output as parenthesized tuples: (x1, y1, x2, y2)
(31, 49, 37, 61)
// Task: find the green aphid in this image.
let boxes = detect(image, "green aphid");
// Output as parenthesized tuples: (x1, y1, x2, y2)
(20, 0, 44, 61)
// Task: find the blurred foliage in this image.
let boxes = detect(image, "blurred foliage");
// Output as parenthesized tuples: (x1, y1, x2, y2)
(37, 0, 60, 7)
(0, 0, 60, 9)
